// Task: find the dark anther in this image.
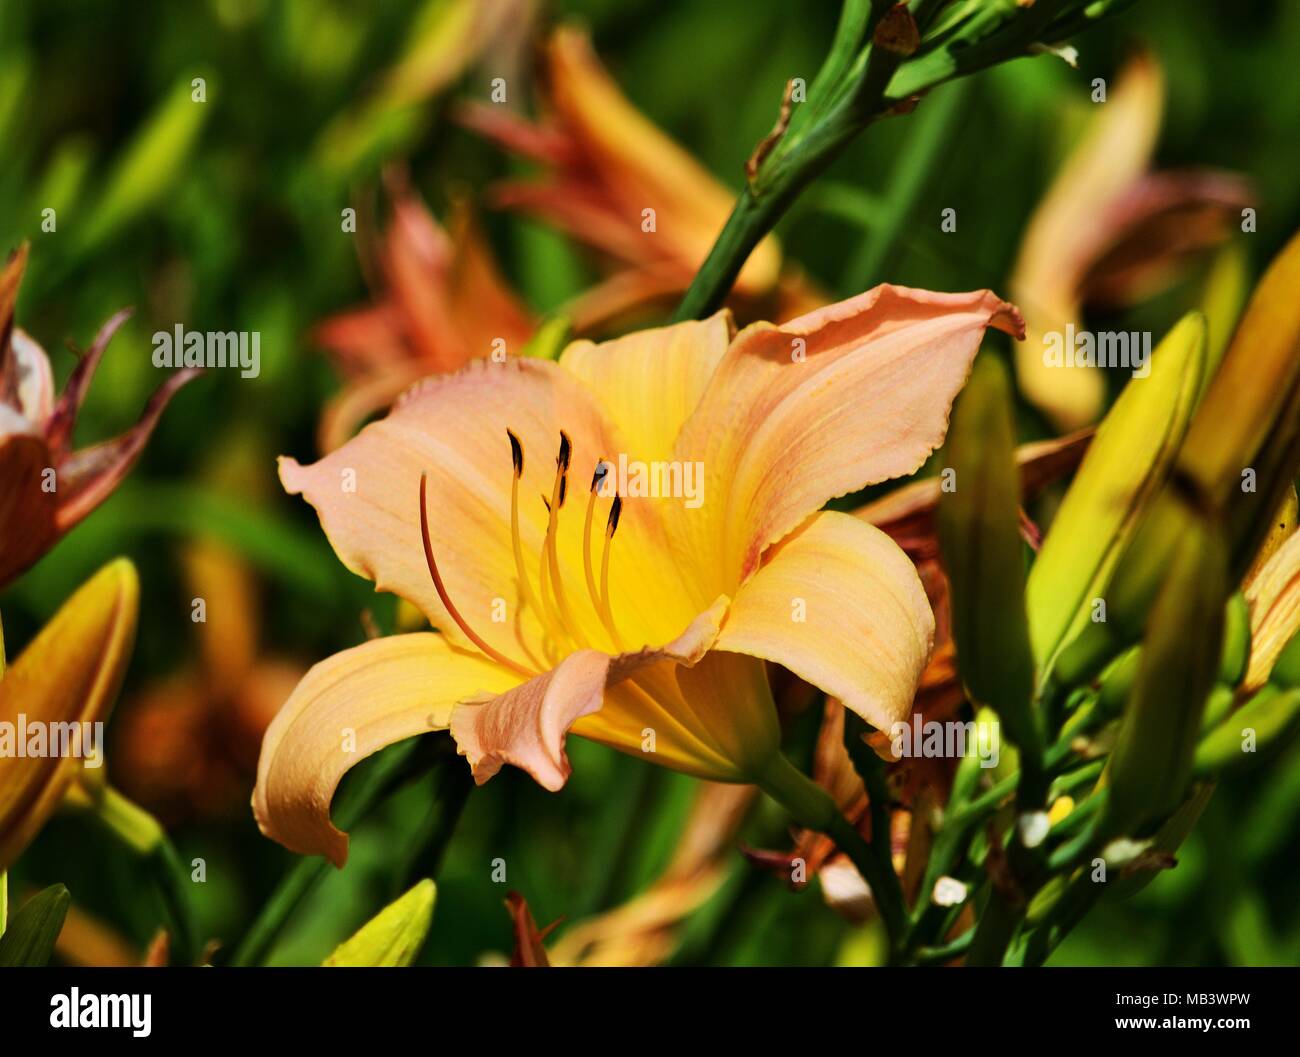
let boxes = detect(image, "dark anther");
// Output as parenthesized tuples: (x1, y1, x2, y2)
(507, 429, 524, 477)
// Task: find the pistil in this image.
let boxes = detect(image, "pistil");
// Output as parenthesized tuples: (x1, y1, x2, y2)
(420, 473, 535, 678)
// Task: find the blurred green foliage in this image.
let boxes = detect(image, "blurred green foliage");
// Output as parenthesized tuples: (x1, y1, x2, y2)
(2, 0, 1299, 966)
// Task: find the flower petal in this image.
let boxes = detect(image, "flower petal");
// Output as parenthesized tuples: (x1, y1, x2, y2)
(450, 648, 609, 790)
(0, 243, 29, 405)
(1009, 52, 1162, 430)
(252, 632, 515, 866)
(55, 365, 202, 531)
(0, 560, 138, 870)
(715, 511, 934, 731)
(9, 330, 54, 427)
(0, 433, 58, 588)
(674, 284, 1023, 591)
(855, 427, 1093, 559)
(44, 308, 134, 456)
(560, 312, 732, 465)
(1243, 529, 1300, 692)
(280, 357, 702, 661)
(545, 27, 780, 296)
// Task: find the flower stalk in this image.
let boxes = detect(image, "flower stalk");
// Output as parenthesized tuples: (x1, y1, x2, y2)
(757, 753, 907, 956)
(674, 0, 1140, 321)
(66, 780, 197, 967)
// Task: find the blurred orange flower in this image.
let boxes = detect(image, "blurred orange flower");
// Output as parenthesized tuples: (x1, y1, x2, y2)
(459, 26, 820, 331)
(313, 175, 535, 452)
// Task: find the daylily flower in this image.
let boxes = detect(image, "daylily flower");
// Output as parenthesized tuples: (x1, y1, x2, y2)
(254, 284, 1023, 867)
(0, 245, 200, 586)
(1009, 52, 1251, 431)
(314, 176, 535, 451)
(0, 560, 139, 870)
(459, 26, 821, 331)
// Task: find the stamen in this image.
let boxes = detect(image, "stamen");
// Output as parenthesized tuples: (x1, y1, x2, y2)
(505, 431, 551, 670)
(542, 433, 580, 635)
(420, 473, 534, 678)
(584, 459, 622, 649)
(598, 495, 625, 648)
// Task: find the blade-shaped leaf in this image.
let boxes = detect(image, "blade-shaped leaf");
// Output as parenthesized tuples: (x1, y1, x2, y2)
(0, 884, 70, 967)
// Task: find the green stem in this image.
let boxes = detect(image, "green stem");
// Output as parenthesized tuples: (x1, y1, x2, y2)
(398, 750, 474, 892)
(915, 927, 975, 965)
(1022, 868, 1104, 966)
(589, 763, 667, 914)
(673, 0, 1132, 321)
(842, 713, 906, 914)
(76, 783, 197, 966)
(232, 733, 462, 967)
(964, 887, 1022, 966)
(757, 753, 907, 957)
(228, 737, 441, 967)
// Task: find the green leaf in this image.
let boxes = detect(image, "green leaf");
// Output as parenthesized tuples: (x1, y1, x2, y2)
(322, 880, 435, 967)
(1027, 312, 1207, 677)
(0, 884, 70, 967)
(937, 357, 1040, 761)
(77, 75, 211, 254)
(520, 315, 573, 362)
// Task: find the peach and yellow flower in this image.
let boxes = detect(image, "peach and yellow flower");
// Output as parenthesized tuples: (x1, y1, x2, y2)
(254, 284, 1023, 867)
(0, 245, 199, 586)
(313, 176, 535, 451)
(459, 26, 812, 332)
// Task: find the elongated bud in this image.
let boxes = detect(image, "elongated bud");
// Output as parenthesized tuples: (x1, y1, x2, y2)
(323, 880, 436, 967)
(591, 459, 609, 493)
(1100, 519, 1228, 839)
(1195, 685, 1300, 776)
(1028, 312, 1206, 679)
(557, 431, 572, 473)
(606, 495, 623, 537)
(1218, 591, 1251, 686)
(1054, 234, 1300, 687)
(937, 358, 1042, 781)
(0, 559, 139, 870)
(1096, 648, 1140, 720)
(1178, 229, 1300, 577)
